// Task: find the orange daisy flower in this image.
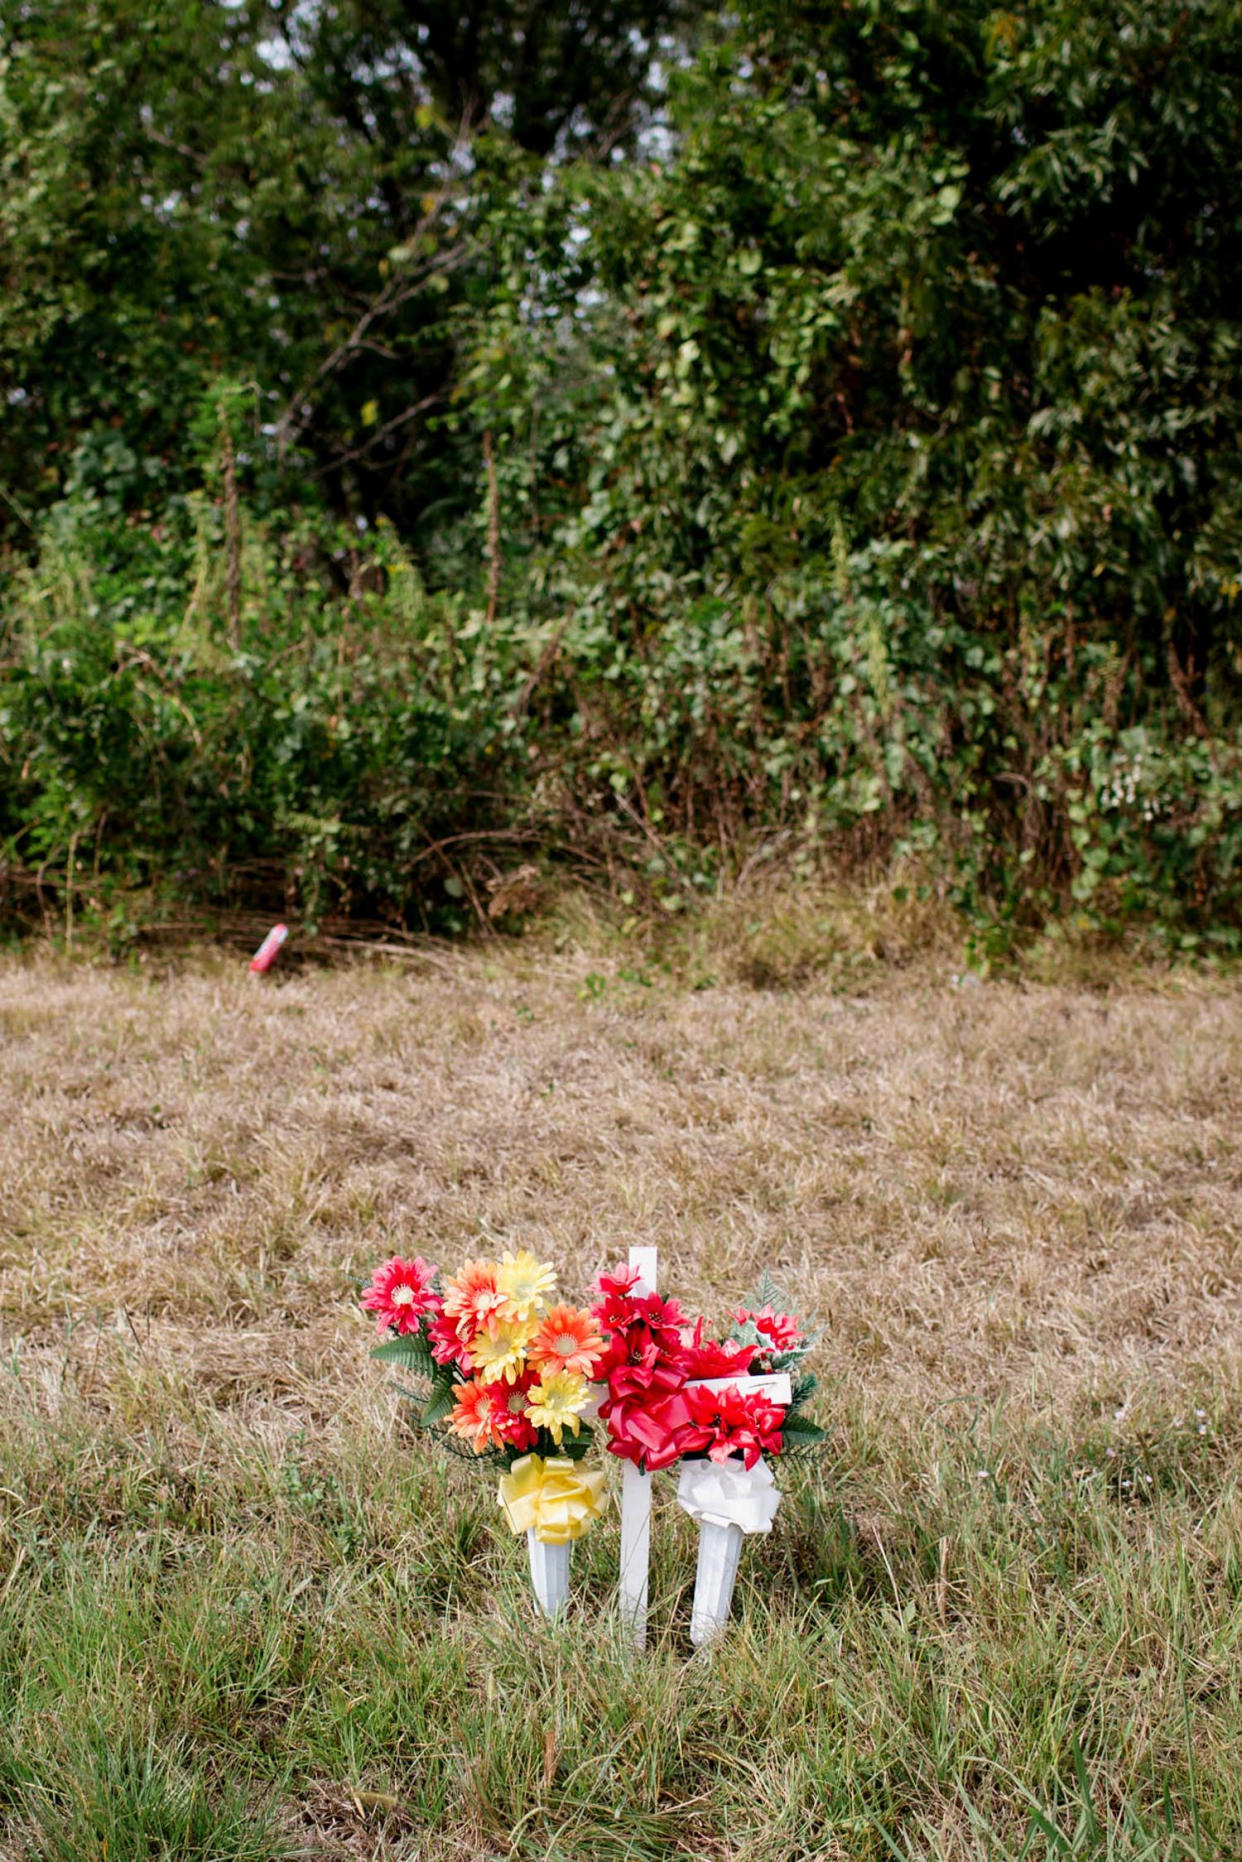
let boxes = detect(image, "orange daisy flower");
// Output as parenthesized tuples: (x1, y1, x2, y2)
(527, 1305, 605, 1379)
(447, 1377, 508, 1454)
(441, 1259, 508, 1346)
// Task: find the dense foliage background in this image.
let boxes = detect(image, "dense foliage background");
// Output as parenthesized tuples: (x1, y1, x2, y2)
(3, 0, 1242, 947)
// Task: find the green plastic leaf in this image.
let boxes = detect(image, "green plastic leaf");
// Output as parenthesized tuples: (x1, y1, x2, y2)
(421, 1384, 457, 1429)
(780, 1414, 827, 1447)
(372, 1334, 435, 1377)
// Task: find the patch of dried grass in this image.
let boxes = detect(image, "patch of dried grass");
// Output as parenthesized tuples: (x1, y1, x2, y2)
(1, 934, 1239, 1462)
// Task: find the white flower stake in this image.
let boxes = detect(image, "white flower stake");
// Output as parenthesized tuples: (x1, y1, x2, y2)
(498, 1452, 606, 1619)
(673, 1362, 792, 1647)
(526, 1534, 570, 1617)
(676, 1456, 782, 1645)
(595, 1254, 821, 1650)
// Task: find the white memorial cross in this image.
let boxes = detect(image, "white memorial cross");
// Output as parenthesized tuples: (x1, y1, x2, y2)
(618, 1245, 658, 1647)
(614, 1245, 791, 1649)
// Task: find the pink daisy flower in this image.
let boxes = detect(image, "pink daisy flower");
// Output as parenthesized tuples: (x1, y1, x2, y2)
(361, 1256, 439, 1336)
(428, 1307, 472, 1370)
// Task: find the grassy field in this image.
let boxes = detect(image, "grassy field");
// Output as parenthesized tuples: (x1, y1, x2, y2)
(0, 911, 1240, 1860)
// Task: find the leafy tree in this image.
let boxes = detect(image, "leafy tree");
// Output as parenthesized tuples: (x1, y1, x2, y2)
(0, 0, 687, 548)
(5, 0, 1242, 941)
(465, 0, 1242, 926)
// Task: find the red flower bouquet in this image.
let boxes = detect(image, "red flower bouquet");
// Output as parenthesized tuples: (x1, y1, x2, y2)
(590, 1268, 822, 1474)
(590, 1268, 695, 1473)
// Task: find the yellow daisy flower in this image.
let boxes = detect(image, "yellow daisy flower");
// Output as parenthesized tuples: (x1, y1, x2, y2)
(524, 1371, 590, 1445)
(469, 1316, 536, 1385)
(495, 1249, 557, 1323)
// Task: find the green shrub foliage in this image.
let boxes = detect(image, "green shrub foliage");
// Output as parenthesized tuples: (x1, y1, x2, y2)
(3, 1, 1242, 943)
(0, 491, 527, 932)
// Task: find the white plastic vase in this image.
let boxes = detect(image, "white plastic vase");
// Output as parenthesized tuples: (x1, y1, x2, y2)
(677, 1456, 782, 1646)
(689, 1518, 745, 1646)
(526, 1530, 570, 1618)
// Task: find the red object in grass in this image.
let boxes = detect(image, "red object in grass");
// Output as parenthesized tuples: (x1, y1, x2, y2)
(591, 1265, 696, 1471)
(249, 924, 289, 973)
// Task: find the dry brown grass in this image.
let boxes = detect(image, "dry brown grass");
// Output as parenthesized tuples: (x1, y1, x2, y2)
(2, 935, 1238, 1434)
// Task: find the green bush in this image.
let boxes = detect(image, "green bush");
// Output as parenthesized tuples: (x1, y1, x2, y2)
(5, 1, 1242, 947)
(0, 487, 525, 934)
(458, 0, 1242, 946)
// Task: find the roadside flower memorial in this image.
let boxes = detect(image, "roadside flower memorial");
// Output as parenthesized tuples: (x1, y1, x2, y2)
(363, 1245, 821, 1642)
(591, 1253, 822, 1644)
(362, 1251, 607, 1616)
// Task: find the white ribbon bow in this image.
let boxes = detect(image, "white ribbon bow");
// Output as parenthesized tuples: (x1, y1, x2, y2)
(675, 1455, 782, 1535)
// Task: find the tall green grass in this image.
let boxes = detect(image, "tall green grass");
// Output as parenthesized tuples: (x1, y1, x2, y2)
(0, 1388, 1236, 1860)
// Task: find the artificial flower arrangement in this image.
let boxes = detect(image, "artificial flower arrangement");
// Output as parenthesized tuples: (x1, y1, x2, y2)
(363, 1249, 822, 1639)
(590, 1265, 822, 1468)
(590, 1264, 823, 1643)
(361, 1251, 608, 1615)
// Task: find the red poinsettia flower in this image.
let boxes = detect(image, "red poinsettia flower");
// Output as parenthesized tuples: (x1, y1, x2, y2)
(681, 1383, 785, 1469)
(360, 1256, 439, 1336)
(735, 1305, 803, 1354)
(591, 1263, 643, 1327)
(593, 1274, 689, 1365)
(593, 1265, 680, 1328)
(682, 1318, 757, 1381)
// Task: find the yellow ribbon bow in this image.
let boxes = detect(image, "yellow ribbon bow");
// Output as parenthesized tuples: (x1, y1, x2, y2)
(497, 1454, 608, 1544)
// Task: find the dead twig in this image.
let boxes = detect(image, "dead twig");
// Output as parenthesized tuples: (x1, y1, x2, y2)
(315, 394, 441, 478)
